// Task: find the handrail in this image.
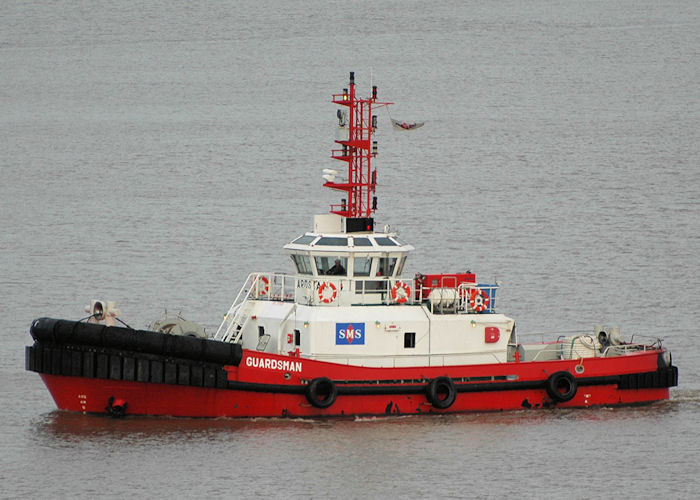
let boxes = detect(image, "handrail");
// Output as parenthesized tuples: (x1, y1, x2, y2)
(214, 280, 253, 341)
(215, 272, 501, 342)
(520, 334, 664, 361)
(219, 272, 499, 311)
(600, 342, 660, 356)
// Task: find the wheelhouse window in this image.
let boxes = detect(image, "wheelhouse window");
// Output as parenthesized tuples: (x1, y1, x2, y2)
(378, 257, 398, 276)
(315, 256, 347, 276)
(353, 238, 373, 247)
(291, 254, 313, 275)
(292, 235, 316, 245)
(374, 237, 398, 246)
(353, 256, 372, 277)
(316, 237, 348, 246)
(395, 256, 407, 276)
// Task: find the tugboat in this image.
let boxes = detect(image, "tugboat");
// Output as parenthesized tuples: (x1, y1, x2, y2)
(26, 73, 677, 418)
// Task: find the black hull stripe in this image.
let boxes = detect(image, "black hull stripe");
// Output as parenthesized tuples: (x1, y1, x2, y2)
(26, 343, 678, 395)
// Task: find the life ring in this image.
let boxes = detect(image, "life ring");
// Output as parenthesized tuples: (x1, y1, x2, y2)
(469, 288, 490, 312)
(252, 276, 269, 297)
(318, 282, 337, 303)
(545, 371, 577, 402)
(305, 377, 337, 408)
(426, 376, 457, 409)
(391, 281, 411, 304)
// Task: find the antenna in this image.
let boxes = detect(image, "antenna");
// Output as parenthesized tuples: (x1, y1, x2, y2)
(325, 72, 392, 221)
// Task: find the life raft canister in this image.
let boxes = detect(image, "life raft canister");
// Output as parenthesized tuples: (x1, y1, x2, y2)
(318, 282, 338, 303)
(391, 281, 411, 304)
(469, 288, 490, 312)
(252, 276, 269, 297)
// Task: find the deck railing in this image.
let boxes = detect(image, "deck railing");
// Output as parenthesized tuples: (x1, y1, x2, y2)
(518, 334, 664, 361)
(218, 272, 498, 312)
(215, 272, 501, 341)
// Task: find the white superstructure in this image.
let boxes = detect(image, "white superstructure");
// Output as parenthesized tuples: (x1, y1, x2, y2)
(214, 218, 513, 368)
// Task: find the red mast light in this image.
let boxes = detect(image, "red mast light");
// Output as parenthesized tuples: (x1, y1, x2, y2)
(326, 72, 392, 221)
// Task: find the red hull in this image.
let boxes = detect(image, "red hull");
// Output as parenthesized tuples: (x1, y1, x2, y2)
(36, 349, 673, 418)
(40, 374, 670, 418)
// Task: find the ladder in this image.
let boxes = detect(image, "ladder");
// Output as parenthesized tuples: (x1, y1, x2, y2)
(214, 274, 260, 342)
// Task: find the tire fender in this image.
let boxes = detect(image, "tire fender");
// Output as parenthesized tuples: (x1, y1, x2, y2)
(426, 376, 457, 409)
(305, 377, 338, 409)
(546, 371, 577, 402)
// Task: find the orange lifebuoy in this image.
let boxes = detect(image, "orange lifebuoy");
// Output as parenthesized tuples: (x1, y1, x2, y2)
(469, 288, 489, 312)
(318, 282, 338, 303)
(252, 276, 269, 297)
(391, 281, 411, 304)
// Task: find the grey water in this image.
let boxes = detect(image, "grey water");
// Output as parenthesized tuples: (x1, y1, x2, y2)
(2, 0, 699, 498)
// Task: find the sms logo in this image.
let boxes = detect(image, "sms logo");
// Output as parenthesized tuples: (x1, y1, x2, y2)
(336, 323, 365, 345)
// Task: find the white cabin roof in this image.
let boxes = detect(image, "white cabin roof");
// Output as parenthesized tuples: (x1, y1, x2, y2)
(283, 232, 414, 254)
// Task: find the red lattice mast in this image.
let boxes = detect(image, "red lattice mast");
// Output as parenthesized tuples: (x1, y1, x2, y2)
(326, 72, 392, 220)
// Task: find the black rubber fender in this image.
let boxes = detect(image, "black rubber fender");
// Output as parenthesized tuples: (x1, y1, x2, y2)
(305, 377, 337, 409)
(546, 371, 578, 402)
(30, 318, 242, 366)
(426, 376, 457, 409)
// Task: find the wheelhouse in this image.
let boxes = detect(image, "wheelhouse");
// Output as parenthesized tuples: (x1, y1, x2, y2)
(284, 231, 413, 279)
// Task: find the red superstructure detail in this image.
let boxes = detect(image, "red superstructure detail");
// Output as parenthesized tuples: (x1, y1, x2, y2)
(416, 273, 477, 297)
(327, 72, 392, 218)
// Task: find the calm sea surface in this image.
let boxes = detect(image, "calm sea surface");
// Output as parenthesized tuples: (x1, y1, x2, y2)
(2, 1, 699, 498)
